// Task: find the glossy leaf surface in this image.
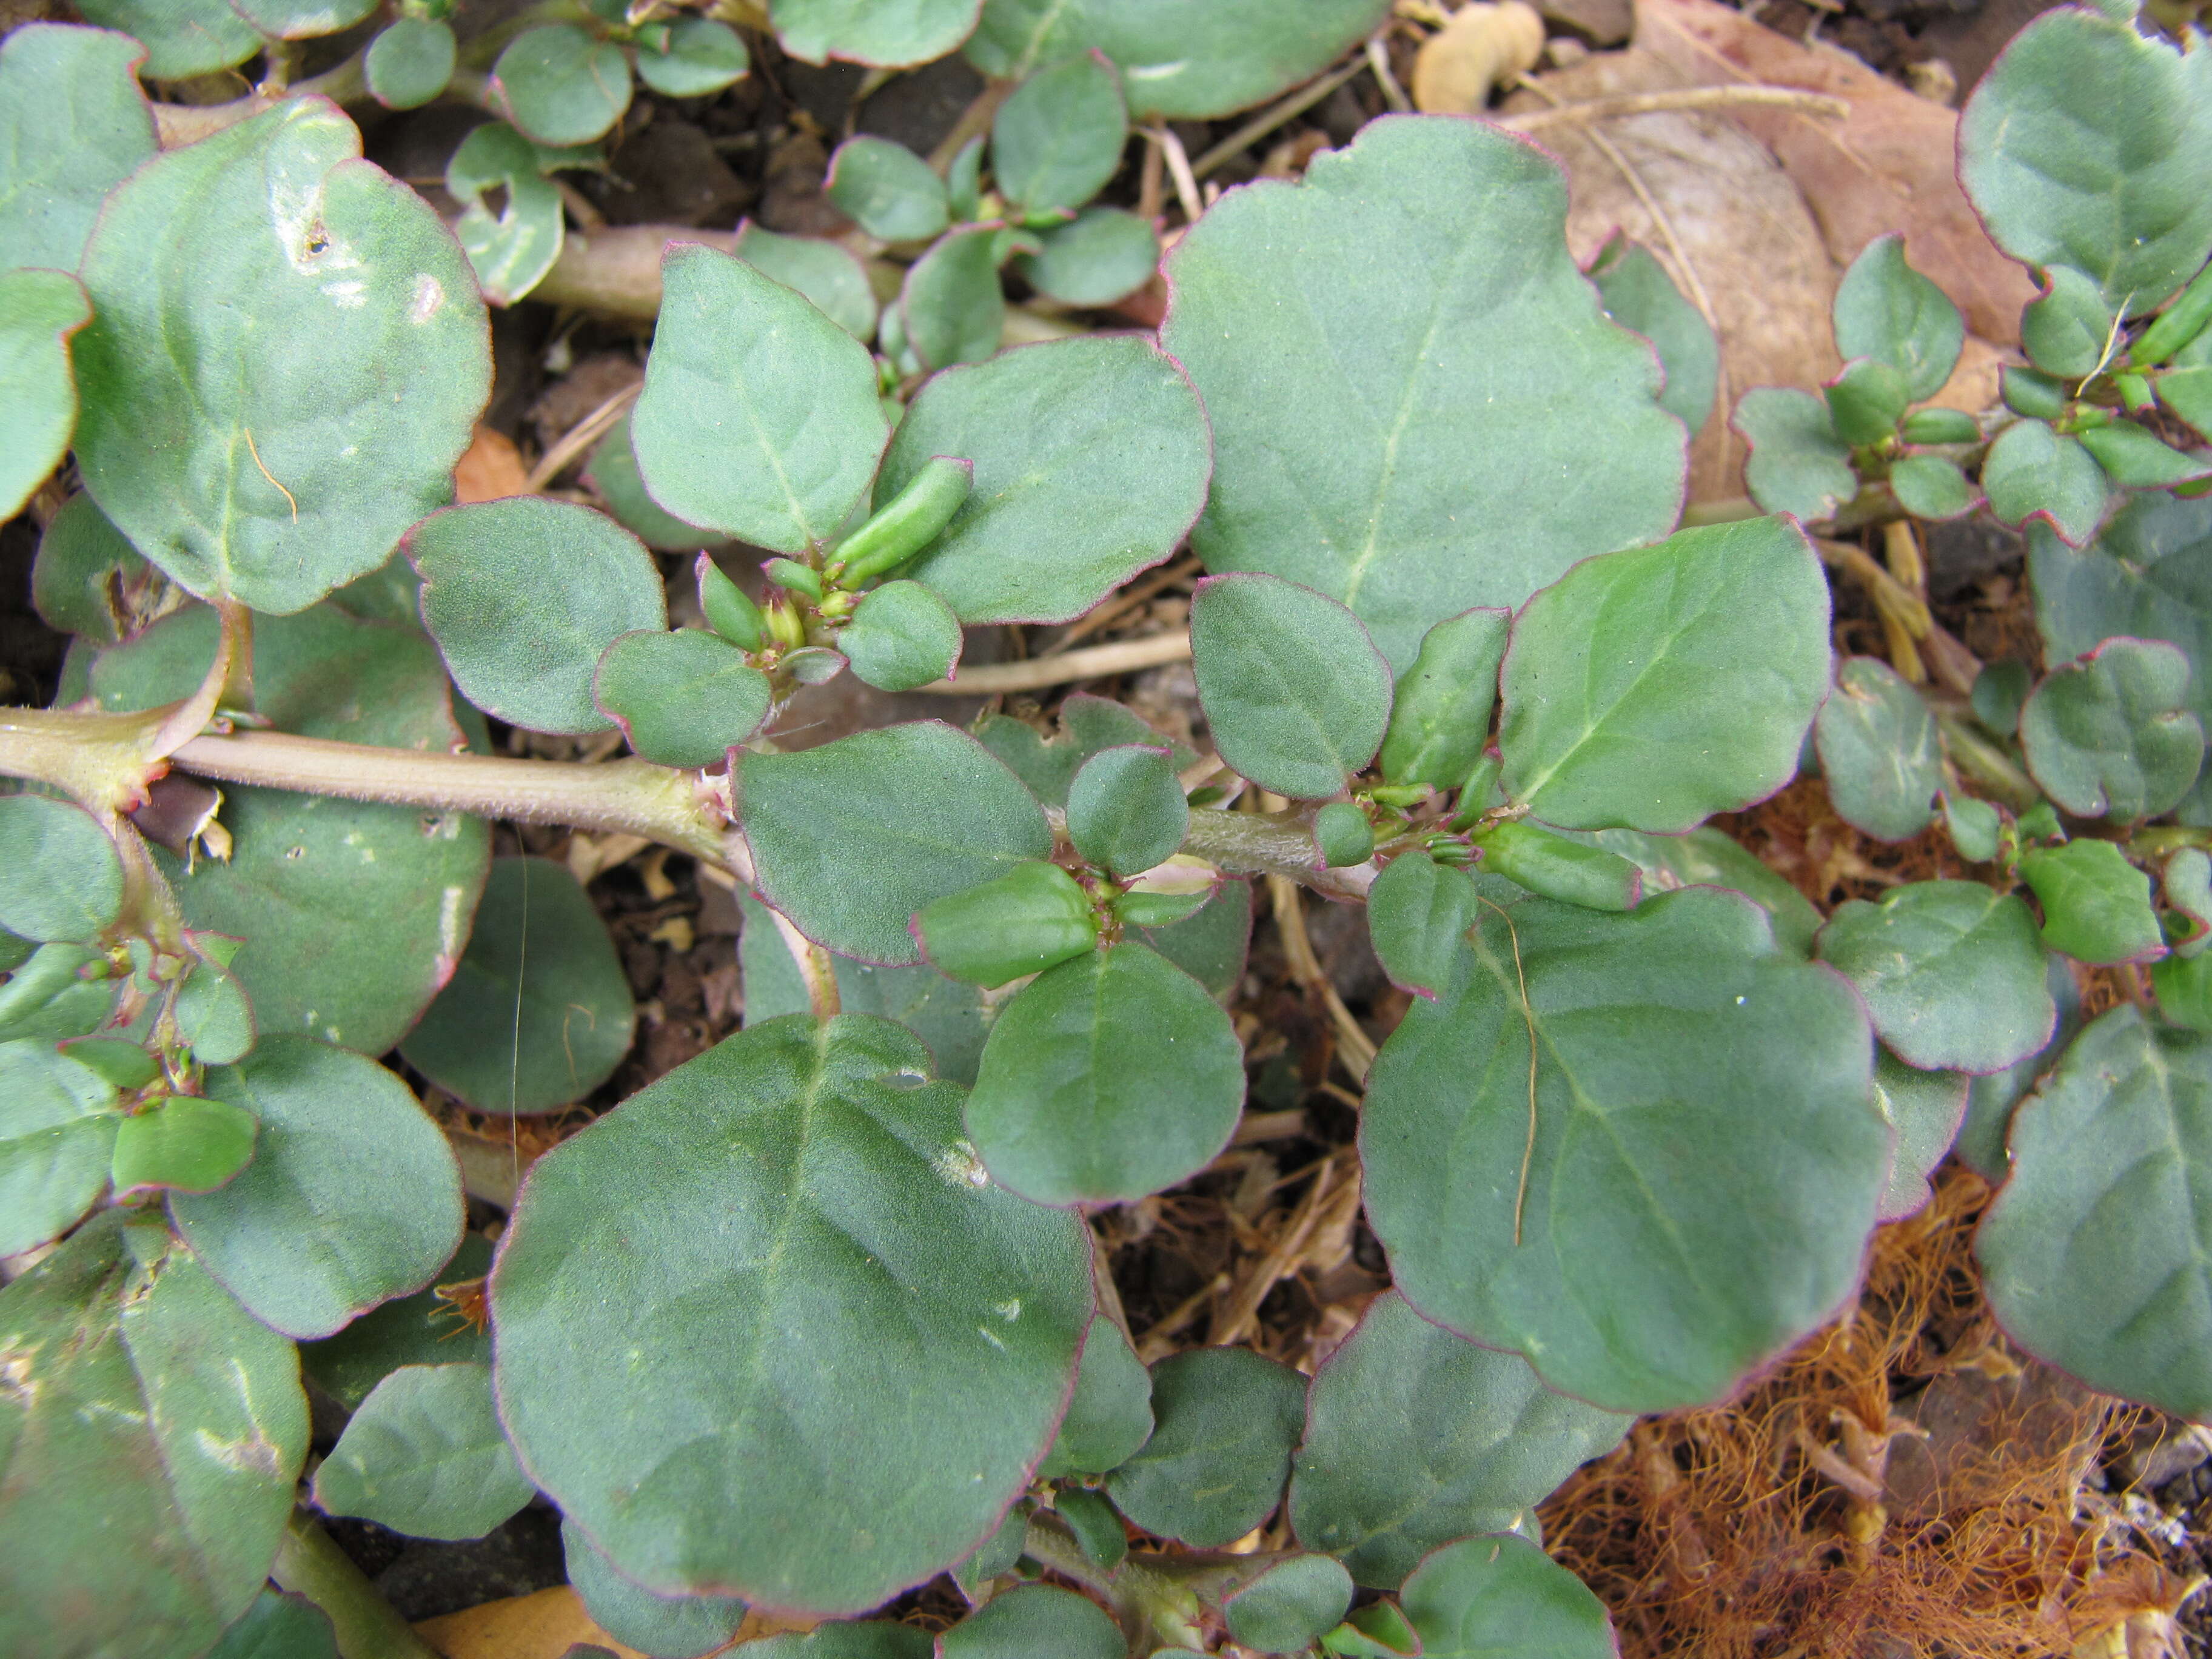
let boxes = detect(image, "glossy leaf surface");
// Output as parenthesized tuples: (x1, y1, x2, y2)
(2019, 637, 2205, 821)
(492, 1016, 1093, 1614)
(1814, 656, 1941, 842)
(0, 24, 155, 274)
(1104, 1347, 1305, 1547)
(109, 1094, 256, 1196)
(913, 861, 1098, 988)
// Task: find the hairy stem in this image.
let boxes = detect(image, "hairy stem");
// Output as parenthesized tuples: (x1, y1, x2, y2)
(271, 1513, 441, 1659)
(1181, 807, 1374, 899)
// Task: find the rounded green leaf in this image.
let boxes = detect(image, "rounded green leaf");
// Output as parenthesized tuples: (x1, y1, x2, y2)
(1161, 116, 1683, 671)
(967, 0, 1389, 120)
(227, 0, 372, 40)
(0, 24, 156, 274)
(76, 0, 256, 78)
(840, 579, 963, 692)
(1036, 1316, 1151, 1479)
(1191, 573, 1392, 801)
(1734, 387, 1855, 523)
(1499, 517, 1830, 833)
(400, 857, 634, 1114)
(1398, 1535, 1614, 1659)
(366, 16, 457, 109)
(175, 958, 255, 1067)
(967, 940, 1242, 1204)
(491, 1015, 1094, 1614)
(734, 222, 880, 344)
(1587, 233, 1718, 435)
(2021, 264, 2115, 379)
(586, 411, 725, 552)
(900, 224, 1005, 371)
(564, 1517, 748, 1659)
(1872, 1048, 1968, 1221)
(1369, 850, 1479, 1001)
(1014, 207, 1157, 306)
(411, 497, 668, 734)
(1814, 655, 1942, 842)
(882, 333, 1210, 624)
(1067, 745, 1185, 877)
(448, 120, 563, 306)
(913, 860, 1099, 988)
(2020, 636, 2205, 820)
(595, 629, 773, 767)
(2019, 838, 2165, 964)
(1960, 8, 2212, 320)
(1831, 233, 1965, 402)
(1888, 453, 1975, 521)
(1315, 801, 1375, 869)
(73, 101, 489, 615)
(635, 18, 749, 98)
(0, 266, 89, 519)
(206, 1590, 338, 1659)
(1983, 418, 2109, 548)
(1104, 1347, 1305, 1547)
(740, 722, 1054, 965)
(1363, 886, 1886, 1412)
(0, 1037, 118, 1256)
(772, 0, 982, 67)
(939, 1583, 1121, 1659)
(991, 51, 1127, 214)
(974, 693, 1196, 808)
(173, 1037, 465, 1339)
(1815, 881, 2054, 1074)
(1825, 358, 1911, 447)
(634, 244, 889, 554)
(315, 1361, 534, 1541)
(495, 25, 632, 147)
(0, 1213, 308, 1659)
(826, 135, 949, 243)
(0, 794, 121, 943)
(110, 1094, 256, 1196)
(1289, 1291, 1630, 1590)
(1978, 1005, 2212, 1417)
(1224, 1554, 1356, 1654)
(32, 491, 148, 643)
(1379, 608, 1510, 790)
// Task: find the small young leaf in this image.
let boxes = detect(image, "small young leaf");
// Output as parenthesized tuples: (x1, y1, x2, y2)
(109, 1093, 255, 1196)
(735, 221, 880, 343)
(826, 135, 950, 243)
(1104, 1347, 1305, 1547)
(839, 580, 964, 692)
(1014, 207, 1158, 306)
(1190, 573, 1393, 801)
(204, 1590, 338, 1659)
(1111, 887, 1208, 928)
(1982, 418, 2108, 548)
(2019, 839, 2165, 964)
(594, 629, 773, 766)
(1067, 745, 1186, 877)
(315, 1362, 535, 1541)
(633, 245, 889, 553)
(173, 1038, 464, 1339)
(1314, 802, 1375, 870)
(900, 225, 1006, 370)
(1735, 387, 1855, 522)
(0, 24, 156, 275)
(1587, 232, 1719, 434)
(913, 861, 1098, 988)
(939, 1583, 1122, 1659)
(1472, 822, 1640, 913)
(1978, 1006, 2212, 1417)
(0, 1037, 118, 1256)
(2002, 365, 2068, 421)
(2020, 637, 2205, 820)
(882, 335, 1210, 624)
(1872, 1048, 1969, 1221)
(635, 17, 749, 97)
(1037, 1317, 1152, 1479)
(1973, 659, 2034, 737)
(1889, 454, 1975, 521)
(366, 17, 457, 109)
(173, 960, 253, 1067)
(1943, 793, 2003, 863)
(447, 121, 563, 306)
(740, 722, 1053, 965)
(0, 266, 89, 520)
(1816, 882, 2054, 1074)
(400, 857, 634, 1114)
(2021, 264, 2116, 379)
(495, 25, 632, 147)
(1499, 518, 1831, 833)
(411, 497, 668, 735)
(1224, 1555, 1356, 1654)
(301, 1232, 494, 1410)
(1398, 1534, 1614, 1659)
(1900, 407, 1980, 446)
(1814, 655, 1942, 842)
(491, 1015, 1093, 1615)
(991, 51, 1127, 213)
(564, 1518, 748, 1659)
(1824, 358, 1911, 447)
(1379, 608, 1510, 789)
(1831, 233, 1965, 401)
(1368, 850, 1479, 1000)
(771, 0, 980, 67)
(0, 794, 122, 943)
(966, 942, 1244, 1204)
(1288, 1291, 1630, 1589)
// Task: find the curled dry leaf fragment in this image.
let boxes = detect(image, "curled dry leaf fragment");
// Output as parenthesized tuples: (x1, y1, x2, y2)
(1413, 1, 1547, 113)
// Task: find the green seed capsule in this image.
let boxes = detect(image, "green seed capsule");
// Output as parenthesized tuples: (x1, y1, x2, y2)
(1313, 802, 1373, 868)
(913, 861, 1098, 987)
(1898, 407, 1980, 447)
(834, 457, 974, 584)
(2131, 263, 2212, 368)
(1472, 820, 1642, 913)
(696, 555, 763, 651)
(764, 558, 823, 601)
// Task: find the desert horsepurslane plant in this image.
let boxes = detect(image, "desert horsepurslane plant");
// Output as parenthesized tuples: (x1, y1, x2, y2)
(4, 0, 2212, 1654)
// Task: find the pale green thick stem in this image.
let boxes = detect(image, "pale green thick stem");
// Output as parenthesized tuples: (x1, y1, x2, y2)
(271, 1513, 441, 1659)
(1179, 806, 1375, 900)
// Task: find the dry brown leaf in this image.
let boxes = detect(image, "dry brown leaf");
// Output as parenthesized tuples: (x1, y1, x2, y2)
(1634, 0, 2035, 344)
(454, 424, 528, 504)
(1413, 2, 1546, 112)
(415, 1586, 816, 1659)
